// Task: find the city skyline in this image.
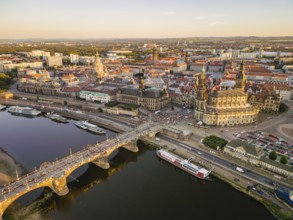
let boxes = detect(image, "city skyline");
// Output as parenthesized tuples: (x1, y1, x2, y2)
(0, 0, 293, 39)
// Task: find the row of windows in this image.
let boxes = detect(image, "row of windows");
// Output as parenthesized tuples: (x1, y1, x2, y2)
(212, 97, 246, 101)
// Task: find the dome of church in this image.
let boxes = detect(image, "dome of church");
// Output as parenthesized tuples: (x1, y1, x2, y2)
(41, 69, 51, 81)
(88, 51, 108, 83)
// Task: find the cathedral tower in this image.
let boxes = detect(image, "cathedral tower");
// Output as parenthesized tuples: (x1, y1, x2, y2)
(139, 76, 145, 96)
(194, 65, 207, 122)
(153, 47, 158, 62)
(185, 51, 189, 63)
(197, 65, 207, 100)
(235, 60, 246, 90)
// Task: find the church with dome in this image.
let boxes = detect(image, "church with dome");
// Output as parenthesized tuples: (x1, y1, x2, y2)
(88, 51, 108, 83)
(194, 61, 260, 126)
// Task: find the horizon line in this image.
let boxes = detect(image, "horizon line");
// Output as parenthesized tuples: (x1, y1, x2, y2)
(1, 36, 293, 41)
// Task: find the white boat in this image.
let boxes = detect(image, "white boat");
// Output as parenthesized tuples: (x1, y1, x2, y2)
(157, 149, 212, 180)
(87, 126, 106, 134)
(8, 106, 42, 116)
(74, 121, 87, 129)
(74, 120, 106, 135)
(46, 112, 69, 123)
(0, 104, 6, 110)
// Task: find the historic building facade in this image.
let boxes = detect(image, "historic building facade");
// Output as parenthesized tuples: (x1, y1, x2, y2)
(17, 69, 62, 96)
(194, 63, 259, 126)
(248, 93, 281, 114)
(246, 83, 282, 114)
(116, 75, 170, 111)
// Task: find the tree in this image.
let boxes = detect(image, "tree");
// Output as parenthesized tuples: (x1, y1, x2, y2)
(0, 72, 12, 90)
(202, 135, 228, 149)
(269, 151, 277, 160)
(279, 103, 289, 113)
(280, 156, 288, 165)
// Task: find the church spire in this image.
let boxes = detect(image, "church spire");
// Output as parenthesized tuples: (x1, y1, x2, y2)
(196, 65, 207, 100)
(235, 60, 246, 90)
(153, 46, 158, 61)
(200, 65, 206, 85)
(185, 51, 189, 63)
(202, 64, 206, 74)
(240, 59, 244, 74)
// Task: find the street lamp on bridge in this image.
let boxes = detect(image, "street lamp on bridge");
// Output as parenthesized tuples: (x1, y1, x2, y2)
(15, 170, 19, 181)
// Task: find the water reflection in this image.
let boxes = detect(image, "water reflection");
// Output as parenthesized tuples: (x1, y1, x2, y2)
(4, 144, 150, 220)
(0, 112, 276, 220)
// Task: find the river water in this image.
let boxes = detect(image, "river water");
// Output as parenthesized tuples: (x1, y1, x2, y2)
(0, 111, 276, 220)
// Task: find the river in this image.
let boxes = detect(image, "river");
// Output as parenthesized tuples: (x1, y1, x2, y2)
(0, 110, 276, 220)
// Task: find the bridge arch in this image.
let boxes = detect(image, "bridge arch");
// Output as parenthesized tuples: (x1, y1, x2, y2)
(0, 180, 51, 219)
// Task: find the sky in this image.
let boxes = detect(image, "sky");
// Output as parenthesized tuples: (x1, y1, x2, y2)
(0, 0, 293, 39)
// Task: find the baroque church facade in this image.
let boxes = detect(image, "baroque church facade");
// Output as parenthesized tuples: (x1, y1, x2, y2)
(88, 51, 108, 83)
(194, 62, 259, 126)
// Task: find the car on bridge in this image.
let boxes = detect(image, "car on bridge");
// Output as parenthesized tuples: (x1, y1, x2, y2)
(236, 167, 245, 173)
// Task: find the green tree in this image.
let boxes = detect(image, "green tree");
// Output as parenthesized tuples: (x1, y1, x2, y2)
(202, 135, 228, 149)
(0, 72, 12, 90)
(280, 156, 288, 164)
(269, 151, 277, 160)
(279, 103, 289, 113)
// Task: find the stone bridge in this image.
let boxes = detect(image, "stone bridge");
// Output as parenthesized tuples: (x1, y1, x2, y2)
(0, 122, 163, 219)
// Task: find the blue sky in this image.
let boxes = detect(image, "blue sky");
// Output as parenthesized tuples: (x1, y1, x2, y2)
(0, 0, 292, 38)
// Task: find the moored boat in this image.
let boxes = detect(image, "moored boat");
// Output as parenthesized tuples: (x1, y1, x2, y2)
(45, 112, 69, 123)
(8, 106, 42, 116)
(156, 149, 212, 180)
(74, 120, 106, 134)
(74, 121, 87, 129)
(0, 104, 6, 110)
(87, 126, 106, 134)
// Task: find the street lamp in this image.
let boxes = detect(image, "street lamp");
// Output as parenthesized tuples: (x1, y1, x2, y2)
(15, 170, 19, 181)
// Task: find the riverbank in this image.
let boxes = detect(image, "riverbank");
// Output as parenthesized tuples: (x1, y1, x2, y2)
(141, 140, 293, 220)
(0, 147, 26, 186)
